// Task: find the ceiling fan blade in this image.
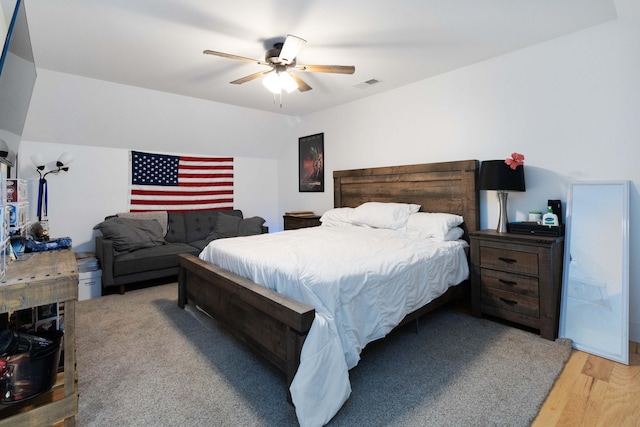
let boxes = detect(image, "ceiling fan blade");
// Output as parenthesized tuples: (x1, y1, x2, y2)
(278, 35, 306, 65)
(290, 73, 312, 92)
(203, 50, 266, 65)
(296, 64, 355, 74)
(230, 70, 272, 85)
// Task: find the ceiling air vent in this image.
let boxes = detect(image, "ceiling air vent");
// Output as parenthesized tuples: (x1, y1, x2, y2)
(353, 78, 381, 89)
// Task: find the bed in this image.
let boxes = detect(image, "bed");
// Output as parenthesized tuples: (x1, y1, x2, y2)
(177, 159, 479, 426)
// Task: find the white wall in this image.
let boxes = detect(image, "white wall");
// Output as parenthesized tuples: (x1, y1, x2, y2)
(278, 18, 640, 340)
(22, 70, 294, 159)
(19, 70, 289, 252)
(18, 141, 280, 252)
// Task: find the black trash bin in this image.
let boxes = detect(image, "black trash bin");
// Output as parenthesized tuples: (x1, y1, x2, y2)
(0, 329, 63, 404)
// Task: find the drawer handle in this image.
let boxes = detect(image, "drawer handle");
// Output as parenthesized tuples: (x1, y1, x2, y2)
(499, 297, 518, 306)
(499, 279, 517, 286)
(498, 257, 517, 264)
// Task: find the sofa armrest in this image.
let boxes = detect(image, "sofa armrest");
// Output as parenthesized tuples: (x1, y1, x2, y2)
(95, 235, 115, 288)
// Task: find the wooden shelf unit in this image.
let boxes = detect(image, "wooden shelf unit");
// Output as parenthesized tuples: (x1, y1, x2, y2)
(0, 249, 79, 427)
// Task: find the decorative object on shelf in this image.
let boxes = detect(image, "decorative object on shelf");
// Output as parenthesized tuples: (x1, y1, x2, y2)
(31, 152, 74, 221)
(298, 133, 324, 192)
(29, 221, 50, 242)
(479, 153, 526, 233)
(7, 178, 29, 233)
(10, 235, 26, 258)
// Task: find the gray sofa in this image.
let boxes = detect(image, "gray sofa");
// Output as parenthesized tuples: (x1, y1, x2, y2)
(95, 209, 266, 294)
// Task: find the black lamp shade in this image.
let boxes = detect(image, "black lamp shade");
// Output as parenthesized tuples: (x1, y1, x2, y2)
(479, 160, 525, 192)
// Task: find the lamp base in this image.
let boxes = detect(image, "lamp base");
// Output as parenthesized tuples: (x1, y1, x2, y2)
(496, 191, 509, 233)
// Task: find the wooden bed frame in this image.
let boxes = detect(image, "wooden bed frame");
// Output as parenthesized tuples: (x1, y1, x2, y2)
(177, 159, 479, 400)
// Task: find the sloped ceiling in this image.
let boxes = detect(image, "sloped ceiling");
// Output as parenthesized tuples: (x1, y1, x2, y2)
(24, 0, 617, 116)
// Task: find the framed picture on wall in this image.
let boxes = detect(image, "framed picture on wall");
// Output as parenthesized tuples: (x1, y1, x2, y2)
(298, 133, 324, 192)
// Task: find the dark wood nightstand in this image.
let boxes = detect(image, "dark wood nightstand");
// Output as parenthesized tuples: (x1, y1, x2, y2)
(469, 230, 564, 340)
(283, 214, 321, 230)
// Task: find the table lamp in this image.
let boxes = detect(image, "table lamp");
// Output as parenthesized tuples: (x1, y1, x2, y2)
(479, 160, 525, 233)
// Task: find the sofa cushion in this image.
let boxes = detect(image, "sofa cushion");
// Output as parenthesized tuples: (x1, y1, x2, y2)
(113, 243, 199, 276)
(185, 209, 243, 242)
(189, 239, 212, 252)
(190, 216, 266, 251)
(208, 213, 266, 240)
(238, 216, 266, 236)
(94, 217, 166, 253)
(165, 212, 187, 243)
(209, 212, 241, 239)
(117, 211, 168, 236)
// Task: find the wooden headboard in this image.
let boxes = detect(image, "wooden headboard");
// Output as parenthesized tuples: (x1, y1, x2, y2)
(333, 160, 480, 236)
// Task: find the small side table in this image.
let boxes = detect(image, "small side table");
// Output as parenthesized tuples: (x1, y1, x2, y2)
(283, 214, 321, 230)
(469, 230, 564, 340)
(0, 249, 79, 426)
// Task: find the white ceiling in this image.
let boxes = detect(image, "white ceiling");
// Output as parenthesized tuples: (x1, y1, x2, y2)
(23, 0, 618, 116)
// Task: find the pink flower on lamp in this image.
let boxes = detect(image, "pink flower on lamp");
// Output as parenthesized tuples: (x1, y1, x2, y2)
(505, 152, 525, 170)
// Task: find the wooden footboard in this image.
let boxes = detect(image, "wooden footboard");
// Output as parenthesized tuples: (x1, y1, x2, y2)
(177, 160, 479, 407)
(178, 253, 468, 400)
(177, 253, 314, 401)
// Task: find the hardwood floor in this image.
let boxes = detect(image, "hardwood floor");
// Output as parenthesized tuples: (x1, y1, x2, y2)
(533, 341, 640, 426)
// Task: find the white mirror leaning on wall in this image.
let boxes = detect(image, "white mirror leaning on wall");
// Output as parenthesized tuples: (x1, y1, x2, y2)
(559, 181, 630, 364)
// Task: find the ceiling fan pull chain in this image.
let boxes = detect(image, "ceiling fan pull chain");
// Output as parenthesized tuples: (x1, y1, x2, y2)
(270, 92, 283, 108)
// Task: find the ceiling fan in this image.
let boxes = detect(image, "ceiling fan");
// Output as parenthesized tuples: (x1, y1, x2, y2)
(203, 35, 355, 95)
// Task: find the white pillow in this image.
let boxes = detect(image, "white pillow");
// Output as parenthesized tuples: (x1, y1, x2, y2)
(320, 207, 355, 227)
(406, 212, 464, 240)
(351, 202, 420, 230)
(440, 226, 465, 242)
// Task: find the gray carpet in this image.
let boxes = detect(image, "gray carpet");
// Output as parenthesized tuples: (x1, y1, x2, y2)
(75, 283, 572, 426)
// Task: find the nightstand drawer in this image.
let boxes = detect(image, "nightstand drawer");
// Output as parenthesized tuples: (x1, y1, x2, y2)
(479, 247, 538, 276)
(481, 287, 539, 318)
(480, 268, 539, 298)
(283, 215, 321, 230)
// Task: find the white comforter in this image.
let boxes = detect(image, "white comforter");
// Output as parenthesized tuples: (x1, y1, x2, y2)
(199, 225, 469, 426)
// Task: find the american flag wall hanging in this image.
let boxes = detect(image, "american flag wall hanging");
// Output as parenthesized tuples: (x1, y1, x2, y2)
(129, 151, 233, 212)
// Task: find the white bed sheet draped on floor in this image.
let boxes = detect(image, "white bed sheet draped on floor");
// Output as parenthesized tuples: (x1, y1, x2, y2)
(200, 224, 469, 427)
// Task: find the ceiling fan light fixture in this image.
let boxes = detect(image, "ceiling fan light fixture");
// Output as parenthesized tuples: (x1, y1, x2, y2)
(205, 34, 353, 102)
(262, 70, 298, 94)
(279, 71, 298, 93)
(262, 71, 282, 94)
